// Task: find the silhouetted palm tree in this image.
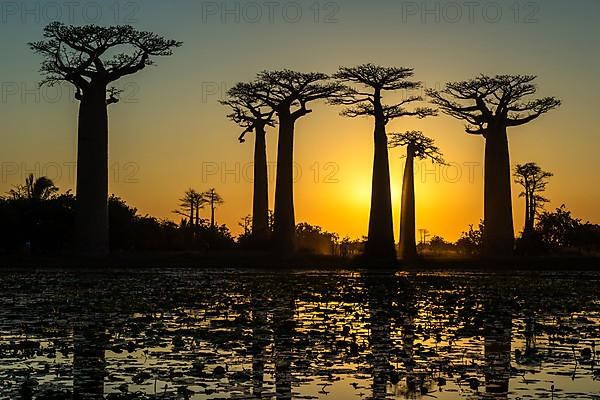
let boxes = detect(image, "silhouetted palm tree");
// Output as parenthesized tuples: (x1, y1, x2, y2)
(202, 188, 224, 229)
(428, 75, 560, 257)
(8, 174, 59, 200)
(29, 22, 181, 256)
(389, 131, 444, 260)
(174, 189, 204, 227)
(333, 64, 435, 261)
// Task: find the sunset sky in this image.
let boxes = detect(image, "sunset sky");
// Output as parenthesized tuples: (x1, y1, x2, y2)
(1, 0, 599, 241)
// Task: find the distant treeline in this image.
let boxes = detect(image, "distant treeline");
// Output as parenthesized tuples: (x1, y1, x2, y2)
(1, 176, 598, 257)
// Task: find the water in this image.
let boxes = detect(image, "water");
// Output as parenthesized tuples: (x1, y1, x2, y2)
(1, 269, 599, 399)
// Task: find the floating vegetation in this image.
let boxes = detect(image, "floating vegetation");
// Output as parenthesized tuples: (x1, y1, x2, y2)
(0, 269, 599, 399)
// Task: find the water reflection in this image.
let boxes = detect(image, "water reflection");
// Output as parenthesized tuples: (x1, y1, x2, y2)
(273, 280, 295, 399)
(364, 273, 394, 399)
(0, 270, 599, 399)
(73, 319, 106, 400)
(250, 281, 268, 398)
(482, 293, 512, 398)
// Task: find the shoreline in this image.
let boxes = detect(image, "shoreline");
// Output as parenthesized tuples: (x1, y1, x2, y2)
(1, 252, 599, 271)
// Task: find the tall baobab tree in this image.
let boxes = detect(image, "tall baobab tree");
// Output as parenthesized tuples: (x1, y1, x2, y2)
(202, 188, 224, 229)
(514, 162, 553, 239)
(388, 131, 444, 260)
(29, 22, 182, 256)
(221, 82, 275, 245)
(254, 70, 342, 254)
(333, 64, 435, 260)
(427, 75, 560, 257)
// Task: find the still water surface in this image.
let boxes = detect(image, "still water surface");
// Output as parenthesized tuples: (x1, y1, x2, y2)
(1, 269, 599, 399)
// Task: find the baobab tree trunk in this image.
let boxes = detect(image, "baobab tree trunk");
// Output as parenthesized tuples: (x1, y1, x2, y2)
(366, 100, 396, 261)
(210, 198, 215, 229)
(482, 126, 514, 257)
(252, 126, 270, 244)
(76, 83, 109, 256)
(399, 145, 417, 260)
(523, 189, 531, 237)
(273, 113, 296, 254)
(528, 195, 536, 232)
(522, 188, 533, 241)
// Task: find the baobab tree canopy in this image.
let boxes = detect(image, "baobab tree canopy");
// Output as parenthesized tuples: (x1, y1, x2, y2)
(333, 64, 436, 123)
(253, 69, 342, 254)
(255, 69, 343, 116)
(221, 82, 275, 245)
(389, 131, 444, 260)
(333, 64, 435, 261)
(29, 22, 181, 256)
(427, 74, 560, 257)
(427, 75, 561, 135)
(29, 22, 182, 94)
(221, 82, 276, 142)
(388, 131, 445, 163)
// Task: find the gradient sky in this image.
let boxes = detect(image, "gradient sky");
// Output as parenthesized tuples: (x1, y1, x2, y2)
(1, 0, 599, 241)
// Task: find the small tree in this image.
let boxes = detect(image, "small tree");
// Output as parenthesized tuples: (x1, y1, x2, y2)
(514, 163, 552, 239)
(428, 75, 560, 257)
(174, 189, 204, 227)
(536, 205, 579, 248)
(333, 64, 435, 260)
(221, 82, 275, 244)
(29, 22, 181, 256)
(202, 188, 224, 229)
(455, 221, 484, 256)
(388, 131, 444, 260)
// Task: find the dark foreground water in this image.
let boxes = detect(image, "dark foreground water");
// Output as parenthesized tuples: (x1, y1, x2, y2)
(1, 269, 599, 400)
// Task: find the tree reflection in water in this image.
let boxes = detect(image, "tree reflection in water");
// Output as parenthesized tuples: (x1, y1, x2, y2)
(1, 270, 599, 399)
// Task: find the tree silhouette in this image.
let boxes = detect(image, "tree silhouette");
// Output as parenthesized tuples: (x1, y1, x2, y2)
(29, 22, 181, 256)
(202, 188, 224, 229)
(389, 131, 444, 260)
(8, 174, 59, 201)
(427, 75, 560, 257)
(253, 70, 342, 254)
(333, 64, 435, 260)
(514, 162, 553, 239)
(221, 82, 275, 245)
(174, 189, 204, 227)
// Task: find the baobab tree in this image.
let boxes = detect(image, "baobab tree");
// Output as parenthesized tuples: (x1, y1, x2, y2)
(514, 162, 553, 239)
(202, 188, 224, 229)
(221, 82, 275, 245)
(427, 75, 560, 257)
(388, 131, 444, 260)
(333, 64, 435, 260)
(253, 70, 342, 254)
(29, 22, 181, 256)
